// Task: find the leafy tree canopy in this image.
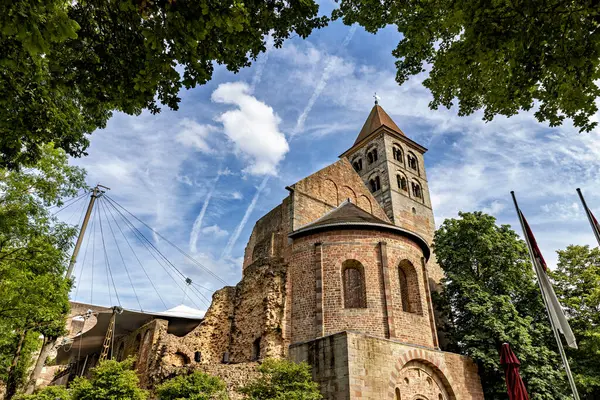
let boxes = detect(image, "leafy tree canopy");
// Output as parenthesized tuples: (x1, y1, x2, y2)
(551, 245, 600, 399)
(240, 358, 322, 400)
(70, 358, 148, 400)
(1, 0, 327, 169)
(156, 371, 228, 400)
(0, 143, 86, 398)
(433, 211, 568, 399)
(15, 385, 71, 400)
(333, 0, 600, 132)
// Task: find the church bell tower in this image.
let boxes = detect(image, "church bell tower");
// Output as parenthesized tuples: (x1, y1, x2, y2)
(340, 101, 436, 245)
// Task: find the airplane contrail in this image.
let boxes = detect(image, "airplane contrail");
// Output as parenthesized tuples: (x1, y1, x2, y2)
(190, 174, 221, 253)
(221, 176, 269, 260)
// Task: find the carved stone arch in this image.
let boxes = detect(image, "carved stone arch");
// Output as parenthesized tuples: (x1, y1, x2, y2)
(388, 352, 457, 400)
(357, 195, 373, 214)
(338, 185, 357, 205)
(321, 179, 338, 206)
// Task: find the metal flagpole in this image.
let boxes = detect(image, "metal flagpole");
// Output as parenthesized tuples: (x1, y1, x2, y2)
(576, 188, 600, 247)
(511, 191, 580, 400)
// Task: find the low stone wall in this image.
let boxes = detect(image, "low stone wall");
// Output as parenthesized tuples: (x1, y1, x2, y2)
(290, 331, 484, 400)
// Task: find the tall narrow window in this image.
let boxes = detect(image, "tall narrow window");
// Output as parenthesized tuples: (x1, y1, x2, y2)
(253, 337, 261, 360)
(393, 146, 403, 162)
(412, 181, 422, 199)
(397, 174, 407, 191)
(398, 260, 423, 315)
(342, 260, 367, 308)
(367, 152, 374, 164)
(372, 149, 378, 162)
(395, 388, 402, 400)
(407, 153, 418, 171)
(369, 176, 381, 193)
(353, 158, 363, 172)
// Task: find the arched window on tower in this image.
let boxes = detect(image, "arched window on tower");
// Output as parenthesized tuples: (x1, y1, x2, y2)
(352, 158, 363, 172)
(342, 260, 367, 308)
(393, 145, 403, 162)
(369, 176, 381, 193)
(367, 148, 378, 164)
(395, 388, 402, 400)
(411, 180, 422, 200)
(397, 174, 407, 191)
(407, 152, 418, 172)
(398, 260, 423, 315)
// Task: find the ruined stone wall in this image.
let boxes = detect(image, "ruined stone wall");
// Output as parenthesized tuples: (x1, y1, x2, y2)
(288, 229, 437, 348)
(243, 202, 288, 271)
(290, 331, 484, 400)
(145, 260, 287, 386)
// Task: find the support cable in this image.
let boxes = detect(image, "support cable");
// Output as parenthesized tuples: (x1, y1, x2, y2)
(188, 283, 212, 306)
(74, 213, 95, 301)
(105, 195, 227, 285)
(99, 199, 143, 311)
(103, 198, 204, 309)
(98, 200, 121, 307)
(51, 192, 88, 216)
(101, 197, 168, 310)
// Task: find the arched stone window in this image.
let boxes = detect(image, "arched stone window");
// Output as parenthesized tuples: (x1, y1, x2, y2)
(393, 145, 403, 162)
(342, 260, 367, 308)
(398, 260, 423, 315)
(395, 387, 401, 400)
(369, 176, 381, 193)
(367, 148, 378, 164)
(407, 152, 418, 172)
(411, 180, 422, 200)
(352, 158, 363, 172)
(396, 174, 407, 191)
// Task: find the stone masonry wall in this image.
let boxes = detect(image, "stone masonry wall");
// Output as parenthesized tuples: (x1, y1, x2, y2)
(290, 331, 484, 400)
(290, 158, 390, 231)
(146, 260, 287, 387)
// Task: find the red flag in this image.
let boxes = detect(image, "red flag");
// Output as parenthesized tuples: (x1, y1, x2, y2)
(519, 210, 547, 271)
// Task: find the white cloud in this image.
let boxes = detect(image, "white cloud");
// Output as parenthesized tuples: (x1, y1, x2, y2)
(201, 224, 229, 238)
(231, 191, 243, 200)
(212, 82, 288, 176)
(176, 118, 218, 153)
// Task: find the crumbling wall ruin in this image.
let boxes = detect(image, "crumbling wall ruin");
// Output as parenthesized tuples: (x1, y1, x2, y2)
(145, 259, 287, 390)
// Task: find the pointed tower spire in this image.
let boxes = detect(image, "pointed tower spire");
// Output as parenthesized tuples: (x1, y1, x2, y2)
(353, 103, 405, 146)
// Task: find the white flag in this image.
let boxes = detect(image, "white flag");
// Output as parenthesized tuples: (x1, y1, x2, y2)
(520, 210, 578, 349)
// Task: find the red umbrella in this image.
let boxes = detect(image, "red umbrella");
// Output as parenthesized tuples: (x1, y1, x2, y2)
(500, 343, 530, 400)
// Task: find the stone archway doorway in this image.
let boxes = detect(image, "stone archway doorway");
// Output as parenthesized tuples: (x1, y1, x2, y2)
(393, 360, 454, 400)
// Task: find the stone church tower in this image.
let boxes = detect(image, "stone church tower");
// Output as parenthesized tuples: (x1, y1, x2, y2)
(56, 102, 484, 400)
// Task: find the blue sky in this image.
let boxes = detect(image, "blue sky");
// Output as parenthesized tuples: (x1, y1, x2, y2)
(61, 13, 600, 314)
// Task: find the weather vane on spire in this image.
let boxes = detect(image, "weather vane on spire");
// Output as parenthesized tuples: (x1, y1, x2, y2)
(374, 92, 380, 105)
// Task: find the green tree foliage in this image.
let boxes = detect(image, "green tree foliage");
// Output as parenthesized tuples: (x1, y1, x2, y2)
(433, 212, 568, 399)
(156, 371, 228, 400)
(551, 245, 600, 399)
(333, 0, 600, 132)
(240, 358, 322, 400)
(0, 0, 327, 169)
(70, 358, 148, 400)
(15, 385, 71, 400)
(0, 143, 87, 398)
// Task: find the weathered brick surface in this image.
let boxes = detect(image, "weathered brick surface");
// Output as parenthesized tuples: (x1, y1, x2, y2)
(288, 230, 436, 348)
(290, 332, 484, 400)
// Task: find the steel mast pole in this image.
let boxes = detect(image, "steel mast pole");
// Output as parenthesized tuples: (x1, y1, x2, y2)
(576, 188, 600, 247)
(65, 184, 109, 278)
